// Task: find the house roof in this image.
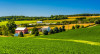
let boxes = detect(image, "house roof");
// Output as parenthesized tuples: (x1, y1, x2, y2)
(42, 26, 49, 28)
(37, 21, 42, 22)
(15, 27, 26, 30)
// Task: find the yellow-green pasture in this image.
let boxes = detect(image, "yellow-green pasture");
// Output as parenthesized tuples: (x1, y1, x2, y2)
(0, 19, 76, 26)
(0, 20, 37, 26)
(68, 16, 100, 19)
(43, 19, 76, 23)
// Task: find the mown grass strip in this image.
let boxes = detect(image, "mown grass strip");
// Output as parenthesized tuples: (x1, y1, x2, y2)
(34, 38, 100, 46)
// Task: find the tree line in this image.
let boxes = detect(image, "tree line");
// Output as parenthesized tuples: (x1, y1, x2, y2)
(0, 15, 68, 21)
(0, 14, 100, 21)
(31, 25, 66, 36)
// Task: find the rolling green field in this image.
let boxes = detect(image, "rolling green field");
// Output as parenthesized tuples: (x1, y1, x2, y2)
(0, 25, 100, 54)
(40, 25, 100, 42)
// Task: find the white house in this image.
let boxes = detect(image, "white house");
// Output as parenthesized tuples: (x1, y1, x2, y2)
(29, 24, 32, 25)
(37, 21, 43, 23)
(41, 26, 51, 32)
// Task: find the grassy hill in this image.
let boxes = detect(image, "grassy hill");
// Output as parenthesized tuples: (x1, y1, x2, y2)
(0, 25, 100, 54)
(40, 25, 100, 42)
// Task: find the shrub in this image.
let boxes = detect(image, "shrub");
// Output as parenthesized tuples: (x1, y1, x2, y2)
(2, 26, 8, 36)
(35, 31, 39, 36)
(95, 20, 100, 24)
(59, 27, 62, 32)
(72, 26, 75, 29)
(50, 29, 54, 34)
(62, 25, 65, 31)
(75, 25, 80, 29)
(56, 22, 60, 25)
(19, 31, 24, 37)
(81, 25, 84, 28)
(53, 27, 59, 33)
(43, 30, 48, 35)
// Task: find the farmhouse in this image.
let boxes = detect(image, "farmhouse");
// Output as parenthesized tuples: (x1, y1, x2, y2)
(37, 21, 43, 23)
(41, 26, 51, 32)
(15, 27, 28, 34)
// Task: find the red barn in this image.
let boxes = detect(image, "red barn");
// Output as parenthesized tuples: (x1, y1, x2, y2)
(15, 27, 28, 34)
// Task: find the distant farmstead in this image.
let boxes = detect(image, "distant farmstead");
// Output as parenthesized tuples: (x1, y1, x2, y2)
(42, 26, 51, 32)
(15, 27, 28, 34)
(37, 21, 43, 23)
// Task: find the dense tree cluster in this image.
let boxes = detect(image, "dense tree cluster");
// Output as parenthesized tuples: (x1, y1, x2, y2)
(1, 20, 16, 36)
(72, 25, 84, 29)
(6, 20, 16, 34)
(95, 20, 100, 24)
(0, 15, 68, 21)
(0, 14, 100, 24)
(66, 14, 100, 17)
(49, 25, 65, 35)
(2, 14, 99, 21)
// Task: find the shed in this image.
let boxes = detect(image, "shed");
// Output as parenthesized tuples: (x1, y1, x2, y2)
(15, 27, 28, 34)
(41, 26, 51, 32)
(14, 33, 19, 37)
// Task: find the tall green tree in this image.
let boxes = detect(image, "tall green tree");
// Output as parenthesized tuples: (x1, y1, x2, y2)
(72, 26, 75, 29)
(53, 27, 59, 33)
(31, 27, 38, 34)
(0, 27, 2, 35)
(19, 31, 24, 37)
(50, 29, 54, 34)
(35, 31, 39, 36)
(2, 25, 8, 36)
(81, 25, 84, 28)
(43, 30, 48, 35)
(62, 25, 65, 31)
(6, 20, 16, 34)
(75, 25, 80, 29)
(59, 27, 62, 32)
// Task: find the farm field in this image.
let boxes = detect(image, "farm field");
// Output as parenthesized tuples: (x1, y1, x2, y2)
(0, 19, 76, 26)
(0, 21, 37, 26)
(0, 16, 100, 26)
(0, 25, 100, 54)
(50, 23, 95, 29)
(27, 23, 95, 30)
(43, 19, 76, 23)
(68, 16, 100, 19)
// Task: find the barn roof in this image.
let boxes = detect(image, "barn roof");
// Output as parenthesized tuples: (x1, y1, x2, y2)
(15, 27, 26, 30)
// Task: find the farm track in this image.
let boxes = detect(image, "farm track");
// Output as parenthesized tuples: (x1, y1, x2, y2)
(35, 38, 100, 46)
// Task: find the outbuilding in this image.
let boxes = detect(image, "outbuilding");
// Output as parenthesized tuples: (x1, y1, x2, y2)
(15, 27, 28, 34)
(37, 21, 43, 23)
(41, 26, 51, 32)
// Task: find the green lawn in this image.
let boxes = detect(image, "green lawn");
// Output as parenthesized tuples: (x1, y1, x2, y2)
(0, 25, 100, 54)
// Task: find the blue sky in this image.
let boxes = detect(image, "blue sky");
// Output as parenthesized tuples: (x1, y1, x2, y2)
(0, 0, 100, 17)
